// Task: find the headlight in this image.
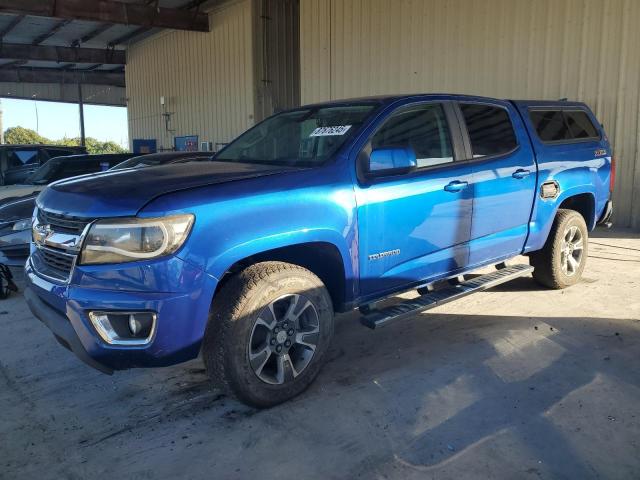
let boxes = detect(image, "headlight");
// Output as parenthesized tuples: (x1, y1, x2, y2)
(12, 218, 32, 231)
(80, 214, 194, 265)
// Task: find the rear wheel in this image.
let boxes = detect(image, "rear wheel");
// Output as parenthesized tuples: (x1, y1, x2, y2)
(202, 261, 334, 408)
(530, 209, 588, 289)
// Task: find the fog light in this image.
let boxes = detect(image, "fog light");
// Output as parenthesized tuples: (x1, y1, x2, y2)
(129, 314, 142, 335)
(89, 311, 156, 346)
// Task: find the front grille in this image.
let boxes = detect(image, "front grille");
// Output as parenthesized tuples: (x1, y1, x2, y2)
(37, 210, 93, 234)
(32, 209, 92, 282)
(32, 247, 77, 282)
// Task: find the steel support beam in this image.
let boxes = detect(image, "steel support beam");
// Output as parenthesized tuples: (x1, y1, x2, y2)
(0, 43, 125, 64)
(0, 0, 209, 32)
(0, 67, 125, 87)
(0, 13, 23, 40)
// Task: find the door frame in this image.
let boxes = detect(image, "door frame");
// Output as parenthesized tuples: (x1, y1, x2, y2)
(349, 99, 477, 303)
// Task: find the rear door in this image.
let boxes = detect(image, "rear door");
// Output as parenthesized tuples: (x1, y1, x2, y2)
(355, 101, 473, 298)
(456, 101, 537, 266)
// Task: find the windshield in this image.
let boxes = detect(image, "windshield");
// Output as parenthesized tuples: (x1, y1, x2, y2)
(24, 158, 62, 185)
(215, 104, 378, 166)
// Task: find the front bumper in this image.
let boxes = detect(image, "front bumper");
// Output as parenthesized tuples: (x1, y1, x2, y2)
(24, 286, 114, 374)
(24, 256, 218, 372)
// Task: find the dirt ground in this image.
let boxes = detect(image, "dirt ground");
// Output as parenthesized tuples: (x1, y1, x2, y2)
(1, 228, 639, 480)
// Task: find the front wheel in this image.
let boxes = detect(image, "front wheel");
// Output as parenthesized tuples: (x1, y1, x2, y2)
(530, 209, 589, 289)
(202, 262, 334, 408)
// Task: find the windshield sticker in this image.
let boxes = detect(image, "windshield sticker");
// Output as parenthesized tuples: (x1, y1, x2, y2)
(310, 125, 352, 137)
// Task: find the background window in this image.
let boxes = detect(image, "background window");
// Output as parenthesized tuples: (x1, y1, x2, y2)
(529, 110, 571, 142)
(460, 104, 518, 158)
(529, 109, 600, 142)
(371, 104, 453, 168)
(565, 111, 599, 139)
(7, 149, 39, 169)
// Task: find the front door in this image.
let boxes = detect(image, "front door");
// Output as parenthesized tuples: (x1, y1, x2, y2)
(355, 102, 473, 298)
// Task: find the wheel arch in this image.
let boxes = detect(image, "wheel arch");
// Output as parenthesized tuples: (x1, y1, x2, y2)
(212, 241, 350, 312)
(525, 186, 597, 253)
(558, 192, 596, 230)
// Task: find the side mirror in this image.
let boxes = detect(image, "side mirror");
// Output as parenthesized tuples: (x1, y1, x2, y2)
(366, 147, 417, 177)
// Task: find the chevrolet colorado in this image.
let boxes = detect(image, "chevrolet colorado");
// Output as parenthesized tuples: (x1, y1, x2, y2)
(24, 94, 614, 407)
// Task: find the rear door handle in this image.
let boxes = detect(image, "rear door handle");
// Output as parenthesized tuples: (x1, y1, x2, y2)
(444, 180, 469, 192)
(512, 169, 531, 179)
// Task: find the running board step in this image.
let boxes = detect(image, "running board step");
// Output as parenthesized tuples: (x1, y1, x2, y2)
(360, 264, 534, 329)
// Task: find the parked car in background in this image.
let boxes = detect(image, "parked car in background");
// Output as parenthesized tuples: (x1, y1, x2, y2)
(25, 94, 613, 407)
(0, 152, 209, 267)
(0, 153, 135, 207)
(0, 144, 86, 185)
(111, 151, 213, 170)
(0, 195, 37, 266)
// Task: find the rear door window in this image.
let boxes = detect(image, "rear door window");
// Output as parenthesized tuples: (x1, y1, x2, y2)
(459, 104, 518, 158)
(529, 109, 599, 142)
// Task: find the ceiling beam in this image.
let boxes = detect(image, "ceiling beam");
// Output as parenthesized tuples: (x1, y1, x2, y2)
(0, 67, 125, 87)
(109, 0, 210, 45)
(0, 0, 210, 32)
(0, 43, 125, 64)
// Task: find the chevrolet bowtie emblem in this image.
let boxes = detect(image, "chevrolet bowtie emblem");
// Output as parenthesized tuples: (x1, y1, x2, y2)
(33, 223, 53, 246)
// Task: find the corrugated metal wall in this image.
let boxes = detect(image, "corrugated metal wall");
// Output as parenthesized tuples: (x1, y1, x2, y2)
(253, 0, 301, 121)
(0, 83, 125, 106)
(300, 0, 640, 228)
(126, 0, 255, 151)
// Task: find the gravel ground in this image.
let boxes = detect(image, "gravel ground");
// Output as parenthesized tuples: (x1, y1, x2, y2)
(1, 227, 639, 480)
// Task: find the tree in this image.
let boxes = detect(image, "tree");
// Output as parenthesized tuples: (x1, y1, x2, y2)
(57, 136, 127, 154)
(3, 127, 128, 154)
(4, 126, 49, 145)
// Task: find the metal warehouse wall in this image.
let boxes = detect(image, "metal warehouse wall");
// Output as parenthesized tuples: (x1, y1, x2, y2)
(126, 0, 255, 151)
(300, 0, 640, 228)
(253, 0, 301, 122)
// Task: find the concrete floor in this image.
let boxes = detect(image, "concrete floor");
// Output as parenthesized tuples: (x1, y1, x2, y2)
(1, 228, 639, 480)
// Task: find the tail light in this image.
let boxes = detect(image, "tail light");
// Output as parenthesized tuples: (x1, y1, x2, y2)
(610, 156, 616, 193)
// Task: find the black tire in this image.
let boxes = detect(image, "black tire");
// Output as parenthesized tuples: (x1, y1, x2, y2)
(202, 261, 334, 408)
(530, 209, 589, 289)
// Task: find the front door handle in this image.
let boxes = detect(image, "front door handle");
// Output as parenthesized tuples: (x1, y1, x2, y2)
(512, 169, 531, 179)
(444, 180, 469, 192)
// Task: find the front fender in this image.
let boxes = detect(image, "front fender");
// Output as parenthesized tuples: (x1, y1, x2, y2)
(204, 228, 354, 281)
(139, 168, 358, 296)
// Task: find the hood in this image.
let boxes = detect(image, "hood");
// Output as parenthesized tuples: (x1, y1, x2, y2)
(36, 161, 300, 218)
(0, 184, 41, 203)
(0, 195, 37, 222)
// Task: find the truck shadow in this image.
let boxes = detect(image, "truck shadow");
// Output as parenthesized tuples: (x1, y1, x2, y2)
(318, 310, 640, 478)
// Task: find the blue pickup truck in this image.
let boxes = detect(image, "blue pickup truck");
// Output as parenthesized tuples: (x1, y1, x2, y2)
(24, 94, 614, 407)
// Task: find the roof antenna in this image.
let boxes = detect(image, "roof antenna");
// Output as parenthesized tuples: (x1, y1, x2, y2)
(558, 97, 568, 102)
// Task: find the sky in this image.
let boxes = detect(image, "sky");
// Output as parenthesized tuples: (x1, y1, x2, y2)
(0, 98, 129, 148)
